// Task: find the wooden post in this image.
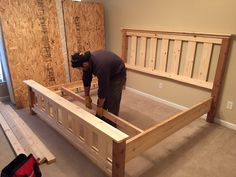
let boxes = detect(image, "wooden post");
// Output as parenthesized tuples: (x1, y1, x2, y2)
(112, 140, 126, 177)
(207, 37, 231, 123)
(121, 29, 128, 62)
(28, 86, 36, 115)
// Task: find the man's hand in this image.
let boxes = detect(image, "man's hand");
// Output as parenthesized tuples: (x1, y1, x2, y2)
(96, 106, 103, 117)
(85, 96, 92, 109)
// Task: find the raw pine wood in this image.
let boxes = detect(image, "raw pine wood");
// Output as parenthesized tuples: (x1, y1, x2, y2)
(126, 64, 213, 89)
(32, 106, 113, 175)
(0, 103, 56, 164)
(0, 113, 26, 155)
(159, 39, 169, 72)
(63, 1, 105, 81)
(24, 80, 129, 143)
(0, 0, 67, 107)
(121, 29, 128, 62)
(130, 36, 137, 65)
(122, 29, 231, 91)
(125, 97, 212, 162)
(112, 141, 126, 177)
(0, 103, 44, 162)
(149, 38, 157, 70)
(207, 38, 231, 122)
(126, 31, 223, 44)
(171, 40, 182, 74)
(184, 41, 197, 77)
(139, 37, 147, 67)
(198, 43, 213, 81)
(61, 87, 143, 136)
(28, 87, 36, 115)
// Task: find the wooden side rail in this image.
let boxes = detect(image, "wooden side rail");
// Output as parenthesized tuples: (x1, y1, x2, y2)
(48, 78, 98, 94)
(61, 87, 143, 136)
(24, 80, 128, 176)
(125, 97, 212, 162)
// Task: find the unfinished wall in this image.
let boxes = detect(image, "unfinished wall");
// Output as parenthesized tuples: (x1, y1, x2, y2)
(102, 0, 236, 125)
(0, 0, 67, 108)
(63, 1, 105, 81)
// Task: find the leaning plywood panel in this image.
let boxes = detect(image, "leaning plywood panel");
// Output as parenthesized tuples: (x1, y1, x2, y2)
(0, 0, 67, 108)
(63, 1, 105, 81)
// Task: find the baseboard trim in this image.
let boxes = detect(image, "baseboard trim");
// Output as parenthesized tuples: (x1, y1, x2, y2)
(126, 87, 236, 131)
(126, 87, 188, 111)
(214, 118, 236, 131)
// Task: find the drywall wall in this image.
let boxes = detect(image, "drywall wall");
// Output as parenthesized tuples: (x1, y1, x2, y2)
(102, 0, 236, 124)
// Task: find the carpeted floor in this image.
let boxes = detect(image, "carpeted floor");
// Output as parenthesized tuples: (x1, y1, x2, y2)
(0, 89, 236, 177)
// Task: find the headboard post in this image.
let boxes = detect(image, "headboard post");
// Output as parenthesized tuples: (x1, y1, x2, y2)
(207, 37, 231, 122)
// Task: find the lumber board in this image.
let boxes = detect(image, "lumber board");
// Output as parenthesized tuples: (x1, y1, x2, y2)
(61, 87, 143, 136)
(184, 41, 196, 77)
(126, 31, 223, 44)
(112, 141, 126, 177)
(171, 40, 182, 74)
(139, 37, 147, 67)
(198, 43, 213, 81)
(207, 38, 231, 122)
(125, 97, 212, 162)
(130, 36, 137, 65)
(149, 38, 157, 70)
(126, 64, 213, 89)
(159, 39, 169, 72)
(0, 112, 26, 155)
(0, 102, 55, 164)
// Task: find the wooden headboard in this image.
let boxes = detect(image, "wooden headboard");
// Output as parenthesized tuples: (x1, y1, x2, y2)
(121, 29, 231, 122)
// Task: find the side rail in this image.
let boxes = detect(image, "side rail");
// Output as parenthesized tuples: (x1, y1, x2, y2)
(125, 97, 212, 162)
(24, 80, 128, 177)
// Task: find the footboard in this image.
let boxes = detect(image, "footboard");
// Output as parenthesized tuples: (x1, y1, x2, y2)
(24, 80, 128, 177)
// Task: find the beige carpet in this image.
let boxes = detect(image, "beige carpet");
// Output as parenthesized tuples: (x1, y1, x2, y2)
(0, 89, 236, 177)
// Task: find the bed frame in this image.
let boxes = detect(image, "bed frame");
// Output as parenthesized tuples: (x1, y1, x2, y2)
(24, 29, 231, 177)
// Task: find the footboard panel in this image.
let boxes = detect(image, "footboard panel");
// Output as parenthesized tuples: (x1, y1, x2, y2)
(24, 80, 128, 176)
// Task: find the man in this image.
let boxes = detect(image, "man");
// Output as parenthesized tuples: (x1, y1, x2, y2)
(71, 49, 126, 126)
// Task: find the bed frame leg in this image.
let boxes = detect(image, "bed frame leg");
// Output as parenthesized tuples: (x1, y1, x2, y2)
(206, 38, 231, 123)
(28, 86, 36, 115)
(112, 140, 126, 177)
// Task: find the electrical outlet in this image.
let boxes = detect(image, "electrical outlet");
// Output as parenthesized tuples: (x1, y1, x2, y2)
(158, 83, 163, 89)
(226, 101, 234, 110)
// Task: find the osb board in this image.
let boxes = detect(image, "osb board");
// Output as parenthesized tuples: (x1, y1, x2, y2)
(63, 1, 105, 81)
(0, 0, 67, 108)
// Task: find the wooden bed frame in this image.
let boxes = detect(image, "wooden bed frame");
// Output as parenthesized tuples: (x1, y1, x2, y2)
(24, 29, 231, 177)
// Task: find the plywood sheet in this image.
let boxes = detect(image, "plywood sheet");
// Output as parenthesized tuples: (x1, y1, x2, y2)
(0, 0, 67, 108)
(63, 1, 105, 81)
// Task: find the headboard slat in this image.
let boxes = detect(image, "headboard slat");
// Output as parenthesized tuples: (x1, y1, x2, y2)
(171, 40, 182, 74)
(184, 41, 197, 77)
(198, 43, 213, 81)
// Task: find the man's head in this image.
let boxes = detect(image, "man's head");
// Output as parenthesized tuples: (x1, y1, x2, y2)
(71, 51, 91, 71)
